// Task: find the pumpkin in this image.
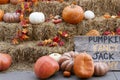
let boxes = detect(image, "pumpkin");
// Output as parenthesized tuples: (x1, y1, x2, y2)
(62, 4, 84, 24)
(0, 53, 12, 71)
(74, 52, 94, 78)
(0, 10, 4, 21)
(94, 62, 109, 76)
(3, 12, 20, 23)
(84, 10, 95, 19)
(10, 0, 18, 5)
(49, 53, 62, 62)
(58, 51, 78, 72)
(29, 12, 45, 24)
(0, 0, 9, 4)
(86, 29, 100, 36)
(34, 56, 59, 79)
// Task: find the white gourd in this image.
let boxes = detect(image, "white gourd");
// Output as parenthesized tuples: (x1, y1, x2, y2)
(29, 12, 45, 24)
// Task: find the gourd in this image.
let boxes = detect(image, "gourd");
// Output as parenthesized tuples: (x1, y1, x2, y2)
(62, 4, 84, 24)
(29, 12, 45, 24)
(84, 10, 95, 19)
(58, 51, 78, 72)
(0, 0, 9, 4)
(0, 10, 4, 21)
(3, 12, 20, 23)
(94, 62, 109, 76)
(74, 52, 94, 78)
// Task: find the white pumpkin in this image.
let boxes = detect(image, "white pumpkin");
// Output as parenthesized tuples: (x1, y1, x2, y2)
(29, 12, 45, 24)
(49, 53, 62, 62)
(84, 10, 95, 19)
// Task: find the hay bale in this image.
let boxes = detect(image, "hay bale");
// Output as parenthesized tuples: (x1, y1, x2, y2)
(0, 42, 14, 53)
(9, 41, 73, 63)
(0, 4, 19, 13)
(0, 22, 4, 41)
(77, 17, 120, 35)
(2, 22, 33, 42)
(33, 2, 69, 18)
(57, 22, 77, 37)
(32, 22, 57, 40)
(79, 0, 120, 16)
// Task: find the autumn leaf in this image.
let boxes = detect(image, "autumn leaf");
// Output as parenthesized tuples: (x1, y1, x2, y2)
(58, 31, 68, 37)
(12, 38, 19, 44)
(20, 34, 29, 40)
(22, 28, 28, 34)
(59, 41, 65, 46)
(49, 42, 58, 47)
(53, 36, 60, 43)
(20, 14, 24, 21)
(20, 20, 29, 27)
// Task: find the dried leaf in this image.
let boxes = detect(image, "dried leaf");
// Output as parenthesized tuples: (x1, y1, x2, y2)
(22, 28, 28, 34)
(12, 38, 19, 44)
(59, 41, 64, 46)
(53, 36, 60, 43)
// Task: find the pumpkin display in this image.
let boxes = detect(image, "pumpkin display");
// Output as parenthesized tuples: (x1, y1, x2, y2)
(62, 4, 84, 24)
(0, 10, 4, 21)
(86, 29, 100, 36)
(49, 53, 62, 62)
(58, 51, 78, 72)
(34, 56, 59, 79)
(94, 62, 109, 76)
(10, 0, 18, 5)
(0, 0, 9, 4)
(84, 10, 95, 19)
(74, 52, 94, 78)
(0, 53, 12, 71)
(29, 12, 45, 24)
(3, 12, 20, 23)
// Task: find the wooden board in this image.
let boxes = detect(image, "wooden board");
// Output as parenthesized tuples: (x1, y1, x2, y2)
(0, 71, 117, 80)
(74, 36, 120, 70)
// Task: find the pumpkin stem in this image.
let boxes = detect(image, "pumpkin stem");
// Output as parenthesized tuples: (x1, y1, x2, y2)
(70, 4, 76, 8)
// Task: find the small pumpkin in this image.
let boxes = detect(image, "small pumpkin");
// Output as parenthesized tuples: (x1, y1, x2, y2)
(29, 12, 45, 24)
(0, 53, 12, 71)
(62, 4, 84, 24)
(74, 52, 94, 78)
(49, 53, 62, 62)
(10, 0, 18, 5)
(94, 62, 109, 76)
(0, 10, 4, 21)
(86, 29, 100, 36)
(58, 51, 78, 72)
(0, 0, 9, 4)
(3, 12, 20, 23)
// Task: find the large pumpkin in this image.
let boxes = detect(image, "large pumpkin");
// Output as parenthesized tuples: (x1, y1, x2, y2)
(3, 12, 20, 23)
(34, 56, 59, 79)
(74, 52, 94, 78)
(0, 0, 9, 4)
(0, 53, 12, 71)
(62, 4, 84, 24)
(0, 10, 4, 21)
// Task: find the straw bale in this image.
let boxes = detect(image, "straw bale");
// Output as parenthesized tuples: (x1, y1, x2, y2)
(79, 0, 120, 16)
(0, 22, 4, 41)
(77, 17, 120, 35)
(9, 41, 73, 63)
(32, 22, 57, 40)
(2, 22, 33, 42)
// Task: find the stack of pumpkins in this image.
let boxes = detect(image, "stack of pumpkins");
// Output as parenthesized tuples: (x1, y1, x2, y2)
(34, 51, 109, 79)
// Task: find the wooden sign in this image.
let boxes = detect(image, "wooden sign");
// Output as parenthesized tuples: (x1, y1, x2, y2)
(74, 36, 120, 70)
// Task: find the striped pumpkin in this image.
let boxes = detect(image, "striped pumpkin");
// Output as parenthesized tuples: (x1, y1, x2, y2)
(94, 62, 109, 76)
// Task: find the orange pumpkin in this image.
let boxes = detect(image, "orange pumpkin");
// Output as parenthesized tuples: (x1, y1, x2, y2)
(0, 0, 9, 4)
(62, 4, 84, 24)
(0, 10, 4, 21)
(74, 52, 94, 78)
